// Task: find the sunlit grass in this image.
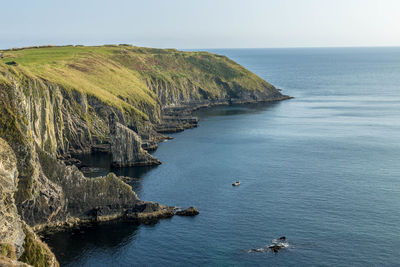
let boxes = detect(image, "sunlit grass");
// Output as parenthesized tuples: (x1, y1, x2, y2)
(0, 45, 275, 120)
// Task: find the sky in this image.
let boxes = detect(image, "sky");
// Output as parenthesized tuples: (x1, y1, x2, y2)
(1, 0, 399, 49)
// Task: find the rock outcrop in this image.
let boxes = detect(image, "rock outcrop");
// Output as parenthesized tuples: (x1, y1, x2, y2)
(32, 151, 172, 231)
(175, 207, 200, 216)
(110, 116, 161, 167)
(0, 138, 59, 266)
(0, 255, 31, 267)
(0, 138, 25, 259)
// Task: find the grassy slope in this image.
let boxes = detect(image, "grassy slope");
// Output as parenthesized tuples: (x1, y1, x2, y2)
(0, 45, 277, 121)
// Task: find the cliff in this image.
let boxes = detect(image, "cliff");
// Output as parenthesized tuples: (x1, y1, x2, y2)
(0, 138, 25, 259)
(0, 44, 289, 266)
(0, 138, 58, 267)
(109, 115, 161, 167)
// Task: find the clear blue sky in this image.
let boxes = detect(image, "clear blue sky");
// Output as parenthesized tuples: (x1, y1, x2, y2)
(1, 0, 399, 49)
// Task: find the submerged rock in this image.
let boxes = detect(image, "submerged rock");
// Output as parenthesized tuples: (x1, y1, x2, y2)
(268, 244, 285, 253)
(268, 236, 289, 253)
(175, 207, 200, 216)
(248, 236, 289, 254)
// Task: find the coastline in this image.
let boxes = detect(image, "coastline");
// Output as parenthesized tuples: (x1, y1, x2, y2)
(0, 45, 291, 266)
(156, 95, 292, 134)
(36, 95, 292, 235)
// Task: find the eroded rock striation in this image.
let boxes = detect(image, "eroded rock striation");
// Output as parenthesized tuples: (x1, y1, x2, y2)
(110, 115, 161, 167)
(0, 138, 58, 266)
(0, 138, 25, 259)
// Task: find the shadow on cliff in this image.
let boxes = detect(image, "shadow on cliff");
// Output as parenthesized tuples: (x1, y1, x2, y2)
(73, 152, 159, 196)
(41, 221, 140, 265)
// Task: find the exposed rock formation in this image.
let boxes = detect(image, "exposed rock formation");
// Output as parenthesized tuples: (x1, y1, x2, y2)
(32, 152, 172, 231)
(110, 117, 162, 167)
(0, 138, 58, 266)
(175, 207, 200, 216)
(156, 115, 199, 134)
(0, 255, 31, 267)
(0, 138, 25, 259)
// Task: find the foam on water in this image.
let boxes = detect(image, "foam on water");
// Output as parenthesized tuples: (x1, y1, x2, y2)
(248, 239, 290, 254)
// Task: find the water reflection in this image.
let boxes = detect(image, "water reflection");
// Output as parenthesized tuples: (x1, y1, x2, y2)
(194, 102, 282, 118)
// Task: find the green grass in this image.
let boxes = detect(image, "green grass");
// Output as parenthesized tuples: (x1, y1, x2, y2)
(0, 243, 16, 260)
(0, 45, 277, 120)
(19, 225, 58, 267)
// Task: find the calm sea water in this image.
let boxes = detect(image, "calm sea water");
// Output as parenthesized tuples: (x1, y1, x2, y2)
(44, 48, 400, 266)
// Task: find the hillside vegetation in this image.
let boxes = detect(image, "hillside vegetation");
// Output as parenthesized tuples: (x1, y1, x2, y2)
(0, 45, 277, 123)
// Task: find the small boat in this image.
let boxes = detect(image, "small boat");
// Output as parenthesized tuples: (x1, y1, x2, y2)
(232, 181, 240, 186)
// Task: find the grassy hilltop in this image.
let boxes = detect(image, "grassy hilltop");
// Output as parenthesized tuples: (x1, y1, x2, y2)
(0, 45, 278, 122)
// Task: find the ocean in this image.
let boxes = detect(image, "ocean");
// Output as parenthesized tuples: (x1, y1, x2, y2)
(43, 47, 400, 266)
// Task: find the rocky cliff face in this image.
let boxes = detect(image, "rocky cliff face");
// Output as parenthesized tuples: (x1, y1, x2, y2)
(0, 45, 289, 265)
(110, 117, 161, 167)
(0, 138, 25, 258)
(0, 138, 58, 267)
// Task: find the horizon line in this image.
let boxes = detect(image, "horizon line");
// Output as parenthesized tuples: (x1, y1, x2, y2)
(1, 43, 400, 51)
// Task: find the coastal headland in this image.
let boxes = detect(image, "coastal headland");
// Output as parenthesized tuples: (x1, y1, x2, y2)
(0, 44, 290, 266)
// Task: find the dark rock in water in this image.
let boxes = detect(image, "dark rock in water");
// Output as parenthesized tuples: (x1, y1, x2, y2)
(175, 207, 199, 216)
(268, 244, 284, 253)
(267, 236, 288, 253)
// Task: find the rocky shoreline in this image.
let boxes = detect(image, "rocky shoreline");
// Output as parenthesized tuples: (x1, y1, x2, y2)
(0, 45, 291, 266)
(34, 202, 176, 235)
(156, 95, 292, 134)
(63, 95, 292, 168)
(35, 96, 292, 234)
